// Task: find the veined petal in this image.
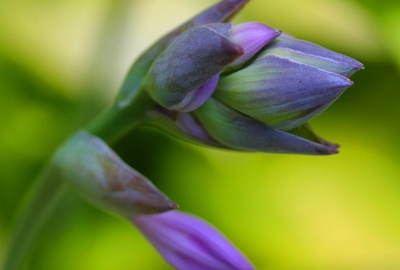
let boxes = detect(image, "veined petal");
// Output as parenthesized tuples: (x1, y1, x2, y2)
(259, 34, 364, 77)
(215, 55, 353, 130)
(194, 98, 339, 155)
(133, 211, 255, 270)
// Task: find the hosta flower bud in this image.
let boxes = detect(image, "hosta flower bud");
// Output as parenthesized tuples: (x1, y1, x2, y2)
(53, 131, 177, 218)
(214, 34, 364, 130)
(133, 210, 255, 270)
(194, 98, 339, 155)
(145, 22, 280, 112)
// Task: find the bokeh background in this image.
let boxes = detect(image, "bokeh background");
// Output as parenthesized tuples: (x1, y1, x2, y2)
(1, 0, 399, 269)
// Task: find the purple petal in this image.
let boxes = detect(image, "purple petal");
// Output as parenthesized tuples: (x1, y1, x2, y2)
(133, 211, 255, 270)
(261, 34, 364, 77)
(171, 74, 220, 112)
(229, 22, 281, 67)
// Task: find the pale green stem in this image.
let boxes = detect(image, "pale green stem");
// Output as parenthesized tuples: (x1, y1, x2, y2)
(2, 89, 154, 270)
(2, 164, 66, 270)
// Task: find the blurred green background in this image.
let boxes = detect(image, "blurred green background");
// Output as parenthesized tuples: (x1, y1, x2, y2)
(0, 0, 399, 269)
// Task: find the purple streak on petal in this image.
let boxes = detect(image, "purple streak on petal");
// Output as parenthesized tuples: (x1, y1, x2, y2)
(171, 74, 220, 112)
(133, 211, 255, 270)
(229, 22, 281, 67)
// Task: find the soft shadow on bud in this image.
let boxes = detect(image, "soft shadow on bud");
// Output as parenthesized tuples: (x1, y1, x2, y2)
(53, 131, 177, 219)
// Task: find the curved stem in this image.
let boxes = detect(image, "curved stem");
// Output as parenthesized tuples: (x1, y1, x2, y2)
(2, 89, 154, 270)
(2, 165, 66, 270)
(87, 89, 155, 142)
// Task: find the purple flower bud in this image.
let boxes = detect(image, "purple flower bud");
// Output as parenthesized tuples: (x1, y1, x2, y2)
(229, 22, 281, 68)
(53, 131, 177, 218)
(194, 98, 339, 155)
(133, 210, 255, 270)
(146, 23, 243, 112)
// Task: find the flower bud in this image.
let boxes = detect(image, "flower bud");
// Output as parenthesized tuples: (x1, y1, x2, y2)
(194, 98, 339, 155)
(133, 210, 255, 270)
(145, 23, 243, 112)
(214, 34, 363, 131)
(53, 131, 177, 218)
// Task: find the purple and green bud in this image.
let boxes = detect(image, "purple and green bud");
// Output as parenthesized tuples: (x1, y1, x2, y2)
(140, 1, 363, 155)
(53, 131, 177, 218)
(133, 210, 255, 270)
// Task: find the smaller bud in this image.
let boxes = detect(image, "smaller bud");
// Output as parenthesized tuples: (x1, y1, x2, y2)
(145, 23, 243, 112)
(229, 22, 281, 68)
(194, 98, 339, 155)
(53, 131, 177, 219)
(133, 210, 255, 270)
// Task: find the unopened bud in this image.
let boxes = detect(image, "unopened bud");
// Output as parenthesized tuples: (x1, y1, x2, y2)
(53, 131, 177, 218)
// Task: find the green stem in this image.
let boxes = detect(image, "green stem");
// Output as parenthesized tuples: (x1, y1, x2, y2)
(2, 88, 154, 270)
(86, 89, 154, 142)
(2, 165, 66, 270)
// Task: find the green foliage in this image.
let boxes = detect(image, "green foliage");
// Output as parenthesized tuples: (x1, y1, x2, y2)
(1, 0, 399, 269)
